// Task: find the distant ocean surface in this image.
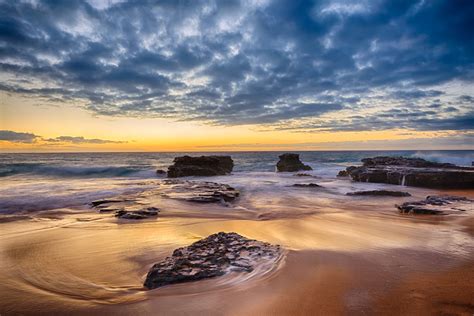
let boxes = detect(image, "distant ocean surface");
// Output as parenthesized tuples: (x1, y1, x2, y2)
(1, 150, 473, 214)
(1, 150, 473, 179)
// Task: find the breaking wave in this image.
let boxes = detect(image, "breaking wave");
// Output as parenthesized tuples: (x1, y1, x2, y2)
(0, 163, 153, 178)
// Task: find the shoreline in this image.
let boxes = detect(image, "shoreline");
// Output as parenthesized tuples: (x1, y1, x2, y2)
(1, 153, 473, 315)
(1, 187, 473, 314)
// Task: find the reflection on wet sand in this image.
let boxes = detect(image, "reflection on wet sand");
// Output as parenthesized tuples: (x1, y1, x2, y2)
(0, 178, 473, 315)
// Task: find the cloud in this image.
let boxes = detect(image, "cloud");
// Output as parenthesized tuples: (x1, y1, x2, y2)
(195, 132, 474, 150)
(0, 130, 39, 143)
(0, 130, 124, 145)
(0, 0, 473, 132)
(44, 136, 125, 144)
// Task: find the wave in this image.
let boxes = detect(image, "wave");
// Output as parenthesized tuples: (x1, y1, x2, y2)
(0, 163, 154, 178)
(411, 151, 474, 167)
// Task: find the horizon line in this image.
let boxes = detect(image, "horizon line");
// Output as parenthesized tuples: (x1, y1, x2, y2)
(1, 148, 474, 154)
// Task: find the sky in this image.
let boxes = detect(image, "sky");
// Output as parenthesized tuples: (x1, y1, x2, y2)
(0, 0, 473, 152)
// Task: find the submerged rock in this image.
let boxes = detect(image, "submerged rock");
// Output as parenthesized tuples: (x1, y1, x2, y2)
(276, 153, 312, 172)
(161, 180, 239, 203)
(347, 190, 411, 197)
(115, 207, 160, 219)
(295, 173, 313, 177)
(156, 169, 167, 175)
(341, 156, 474, 188)
(144, 232, 282, 289)
(167, 156, 234, 178)
(90, 199, 126, 207)
(292, 183, 322, 188)
(397, 196, 472, 215)
(97, 207, 122, 213)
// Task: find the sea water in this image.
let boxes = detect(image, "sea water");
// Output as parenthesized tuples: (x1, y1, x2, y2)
(1, 150, 472, 213)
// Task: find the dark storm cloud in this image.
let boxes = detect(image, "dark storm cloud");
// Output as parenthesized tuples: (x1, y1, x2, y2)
(0, 130, 124, 144)
(0, 0, 473, 131)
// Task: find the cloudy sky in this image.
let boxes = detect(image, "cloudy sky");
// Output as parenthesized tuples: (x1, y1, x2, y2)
(0, 0, 473, 151)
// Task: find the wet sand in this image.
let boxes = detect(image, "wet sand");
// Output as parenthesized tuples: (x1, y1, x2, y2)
(0, 179, 473, 315)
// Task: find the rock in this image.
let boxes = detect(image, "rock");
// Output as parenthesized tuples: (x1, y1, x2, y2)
(347, 190, 411, 197)
(156, 169, 167, 175)
(143, 232, 282, 289)
(276, 153, 312, 172)
(337, 170, 349, 177)
(397, 196, 472, 215)
(167, 156, 234, 178)
(295, 173, 313, 177)
(115, 207, 160, 219)
(342, 156, 474, 188)
(360, 156, 458, 168)
(161, 180, 239, 203)
(292, 183, 322, 188)
(98, 207, 122, 213)
(338, 166, 357, 177)
(90, 199, 125, 207)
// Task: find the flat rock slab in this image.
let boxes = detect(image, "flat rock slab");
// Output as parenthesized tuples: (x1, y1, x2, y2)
(144, 232, 282, 289)
(292, 183, 322, 188)
(341, 156, 474, 188)
(90, 199, 129, 207)
(397, 195, 473, 215)
(294, 173, 314, 177)
(161, 180, 239, 203)
(347, 190, 411, 197)
(115, 207, 159, 219)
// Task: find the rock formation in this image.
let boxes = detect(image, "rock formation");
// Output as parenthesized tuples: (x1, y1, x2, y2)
(144, 232, 282, 289)
(292, 183, 322, 188)
(115, 207, 159, 219)
(276, 153, 312, 172)
(347, 190, 411, 197)
(397, 196, 472, 215)
(167, 156, 234, 177)
(295, 173, 313, 177)
(161, 180, 239, 203)
(340, 156, 474, 188)
(337, 170, 349, 177)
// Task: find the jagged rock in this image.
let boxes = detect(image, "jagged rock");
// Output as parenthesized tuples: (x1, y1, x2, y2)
(144, 232, 282, 289)
(115, 207, 159, 219)
(341, 156, 474, 188)
(167, 156, 234, 178)
(337, 170, 349, 177)
(397, 196, 473, 215)
(276, 153, 312, 172)
(161, 180, 239, 203)
(338, 166, 357, 177)
(347, 190, 411, 197)
(292, 183, 322, 188)
(361, 156, 459, 168)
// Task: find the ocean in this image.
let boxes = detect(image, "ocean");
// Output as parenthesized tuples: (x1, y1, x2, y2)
(1, 150, 473, 213)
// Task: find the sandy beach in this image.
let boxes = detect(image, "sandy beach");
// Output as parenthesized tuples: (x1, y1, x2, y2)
(2, 0, 474, 313)
(1, 170, 473, 315)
